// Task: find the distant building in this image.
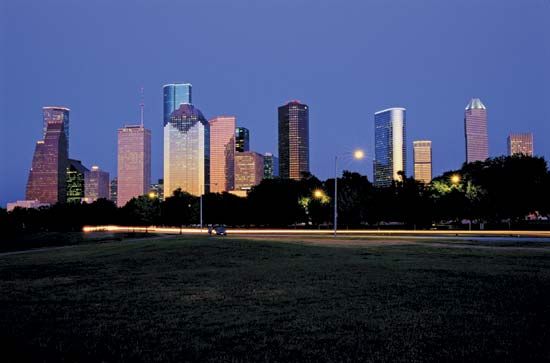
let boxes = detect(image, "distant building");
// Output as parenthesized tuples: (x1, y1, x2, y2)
(117, 125, 151, 207)
(508, 133, 533, 156)
(43, 106, 70, 152)
(374, 107, 406, 187)
(278, 100, 309, 180)
(7, 200, 49, 212)
(149, 179, 164, 201)
(26, 120, 68, 204)
(66, 159, 89, 203)
(163, 83, 192, 125)
(413, 140, 432, 184)
(235, 151, 264, 190)
(84, 166, 110, 202)
(235, 127, 250, 152)
(263, 153, 279, 179)
(110, 177, 118, 205)
(464, 98, 488, 163)
(164, 104, 209, 196)
(210, 116, 236, 192)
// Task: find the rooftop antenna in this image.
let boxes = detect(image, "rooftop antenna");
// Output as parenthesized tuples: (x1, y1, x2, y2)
(140, 86, 144, 126)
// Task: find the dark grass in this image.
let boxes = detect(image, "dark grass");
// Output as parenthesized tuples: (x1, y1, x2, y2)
(1, 236, 549, 362)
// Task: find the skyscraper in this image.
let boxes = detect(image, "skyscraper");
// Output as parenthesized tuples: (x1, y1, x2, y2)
(117, 125, 151, 207)
(413, 140, 432, 184)
(66, 159, 88, 203)
(464, 98, 488, 163)
(508, 133, 533, 156)
(164, 104, 210, 197)
(278, 100, 309, 180)
(209, 116, 236, 193)
(163, 83, 192, 125)
(374, 107, 406, 187)
(26, 120, 68, 204)
(235, 151, 264, 190)
(235, 127, 250, 152)
(110, 177, 118, 205)
(85, 166, 110, 202)
(43, 106, 70, 152)
(263, 152, 279, 179)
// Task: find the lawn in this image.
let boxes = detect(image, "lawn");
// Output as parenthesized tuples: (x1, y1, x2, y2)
(0, 235, 549, 362)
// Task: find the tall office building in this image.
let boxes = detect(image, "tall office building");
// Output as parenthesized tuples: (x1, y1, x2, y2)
(85, 166, 110, 202)
(149, 179, 164, 201)
(413, 140, 432, 184)
(235, 152, 264, 190)
(464, 98, 488, 163)
(164, 104, 210, 197)
(163, 83, 192, 125)
(110, 177, 118, 205)
(43, 107, 70, 152)
(235, 127, 250, 152)
(263, 152, 279, 179)
(66, 159, 88, 203)
(508, 133, 533, 156)
(26, 120, 69, 204)
(117, 125, 151, 207)
(209, 116, 236, 192)
(374, 107, 406, 187)
(278, 100, 309, 180)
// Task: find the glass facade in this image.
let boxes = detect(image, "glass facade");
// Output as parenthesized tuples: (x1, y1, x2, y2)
(43, 107, 70, 152)
(84, 165, 110, 202)
(263, 152, 279, 179)
(235, 151, 264, 190)
(413, 140, 432, 184)
(164, 104, 210, 197)
(117, 125, 151, 207)
(278, 101, 309, 180)
(209, 116, 236, 192)
(508, 133, 533, 156)
(464, 98, 488, 163)
(26, 120, 69, 204)
(374, 108, 406, 187)
(235, 127, 250, 152)
(110, 177, 118, 205)
(66, 159, 88, 203)
(163, 83, 192, 126)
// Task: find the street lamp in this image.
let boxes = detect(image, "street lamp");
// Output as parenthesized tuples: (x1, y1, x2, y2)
(334, 149, 365, 237)
(451, 174, 461, 185)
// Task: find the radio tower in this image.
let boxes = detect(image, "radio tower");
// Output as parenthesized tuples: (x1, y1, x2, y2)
(140, 86, 144, 126)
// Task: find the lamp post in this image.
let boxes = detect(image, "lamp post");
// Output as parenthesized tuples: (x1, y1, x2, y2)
(334, 149, 365, 237)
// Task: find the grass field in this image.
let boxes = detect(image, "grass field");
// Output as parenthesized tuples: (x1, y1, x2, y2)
(1, 235, 549, 362)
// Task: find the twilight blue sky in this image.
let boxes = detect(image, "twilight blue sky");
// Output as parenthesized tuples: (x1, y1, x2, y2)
(1, 0, 549, 206)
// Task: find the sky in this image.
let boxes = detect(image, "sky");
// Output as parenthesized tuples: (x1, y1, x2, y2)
(1, 0, 549, 207)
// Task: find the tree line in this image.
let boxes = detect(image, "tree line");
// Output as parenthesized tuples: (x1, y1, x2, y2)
(3, 155, 550, 233)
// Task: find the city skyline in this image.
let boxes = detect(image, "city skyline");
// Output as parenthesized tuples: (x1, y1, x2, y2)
(2, 1, 549, 207)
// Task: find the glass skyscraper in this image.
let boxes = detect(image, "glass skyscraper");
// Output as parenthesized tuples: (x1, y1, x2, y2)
(66, 159, 88, 203)
(413, 140, 432, 184)
(209, 116, 236, 193)
(263, 152, 279, 179)
(163, 83, 192, 125)
(464, 98, 488, 163)
(374, 107, 406, 187)
(235, 127, 250, 152)
(507, 133, 533, 156)
(235, 151, 264, 190)
(43, 107, 70, 152)
(278, 100, 309, 180)
(85, 166, 110, 202)
(164, 104, 210, 197)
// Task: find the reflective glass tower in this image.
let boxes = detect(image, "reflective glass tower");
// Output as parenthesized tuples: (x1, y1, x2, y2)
(209, 116, 235, 192)
(26, 120, 69, 204)
(164, 104, 210, 197)
(374, 107, 406, 187)
(464, 98, 488, 163)
(413, 140, 432, 184)
(66, 159, 88, 203)
(85, 166, 110, 202)
(263, 152, 279, 179)
(235, 127, 250, 152)
(43, 107, 70, 152)
(278, 100, 309, 180)
(163, 83, 192, 125)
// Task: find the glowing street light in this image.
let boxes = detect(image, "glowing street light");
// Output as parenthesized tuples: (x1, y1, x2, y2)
(148, 191, 157, 199)
(313, 189, 325, 199)
(451, 174, 461, 185)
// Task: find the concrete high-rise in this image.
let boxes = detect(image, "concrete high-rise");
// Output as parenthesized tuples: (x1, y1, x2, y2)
(374, 108, 406, 187)
(117, 125, 151, 207)
(26, 120, 69, 204)
(278, 100, 309, 180)
(43, 106, 70, 152)
(235, 127, 250, 152)
(209, 116, 236, 192)
(235, 151, 264, 190)
(464, 98, 488, 163)
(508, 133, 533, 156)
(163, 83, 192, 125)
(66, 159, 88, 203)
(85, 166, 110, 202)
(164, 104, 209, 197)
(413, 140, 432, 184)
(263, 153, 279, 179)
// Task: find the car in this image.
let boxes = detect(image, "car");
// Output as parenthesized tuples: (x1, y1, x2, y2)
(214, 225, 227, 236)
